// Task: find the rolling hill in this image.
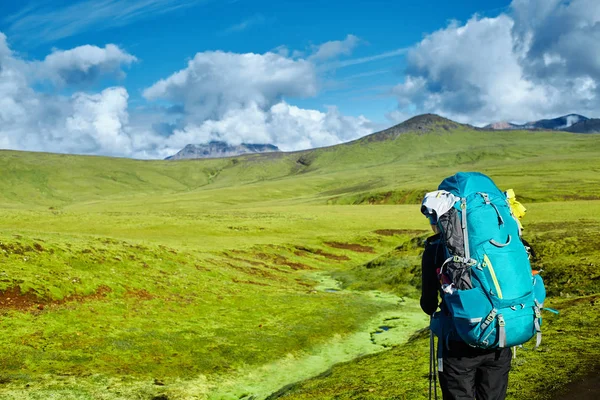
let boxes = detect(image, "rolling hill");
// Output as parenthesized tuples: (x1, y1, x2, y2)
(0, 114, 599, 399)
(2, 114, 600, 210)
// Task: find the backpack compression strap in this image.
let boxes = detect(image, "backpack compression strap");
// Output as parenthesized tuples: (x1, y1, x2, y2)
(460, 198, 470, 260)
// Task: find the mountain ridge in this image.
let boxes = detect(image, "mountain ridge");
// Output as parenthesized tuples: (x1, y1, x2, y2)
(165, 112, 599, 161)
(165, 141, 280, 160)
(353, 114, 470, 143)
(484, 114, 590, 131)
(564, 118, 600, 133)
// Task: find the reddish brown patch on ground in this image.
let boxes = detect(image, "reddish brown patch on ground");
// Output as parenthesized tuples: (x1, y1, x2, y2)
(295, 279, 313, 288)
(0, 241, 35, 255)
(0, 285, 112, 312)
(232, 278, 270, 287)
(244, 250, 317, 271)
(60, 285, 112, 303)
(280, 260, 313, 270)
(124, 288, 154, 300)
(223, 253, 291, 274)
(225, 262, 280, 279)
(0, 287, 42, 311)
(314, 249, 349, 261)
(324, 242, 375, 253)
(226, 255, 268, 267)
(269, 255, 314, 270)
(294, 246, 350, 261)
(221, 252, 312, 274)
(373, 229, 428, 237)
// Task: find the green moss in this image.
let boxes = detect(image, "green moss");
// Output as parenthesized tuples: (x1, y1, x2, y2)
(0, 126, 598, 398)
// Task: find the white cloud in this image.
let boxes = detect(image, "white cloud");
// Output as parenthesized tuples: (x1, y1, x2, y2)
(65, 87, 132, 155)
(390, 0, 600, 125)
(38, 44, 137, 86)
(164, 101, 373, 152)
(143, 49, 374, 154)
(0, 32, 375, 158)
(143, 51, 319, 124)
(0, 33, 136, 157)
(0, 33, 35, 125)
(512, 0, 600, 83)
(310, 34, 360, 61)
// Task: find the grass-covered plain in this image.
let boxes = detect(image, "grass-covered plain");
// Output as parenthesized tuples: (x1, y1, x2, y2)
(0, 121, 599, 399)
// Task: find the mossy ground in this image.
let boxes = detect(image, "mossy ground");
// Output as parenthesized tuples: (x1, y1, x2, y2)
(267, 214, 600, 400)
(0, 127, 599, 399)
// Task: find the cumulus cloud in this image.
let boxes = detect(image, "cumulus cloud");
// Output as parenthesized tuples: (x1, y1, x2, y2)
(143, 49, 373, 154)
(0, 32, 374, 158)
(512, 0, 600, 83)
(0, 33, 36, 126)
(143, 51, 317, 120)
(65, 87, 132, 154)
(390, 0, 600, 125)
(0, 33, 137, 157)
(38, 44, 137, 86)
(164, 101, 373, 153)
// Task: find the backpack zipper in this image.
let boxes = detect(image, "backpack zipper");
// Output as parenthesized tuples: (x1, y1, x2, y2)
(483, 254, 503, 299)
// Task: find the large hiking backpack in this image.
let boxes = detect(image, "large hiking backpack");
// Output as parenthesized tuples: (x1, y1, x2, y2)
(421, 172, 546, 349)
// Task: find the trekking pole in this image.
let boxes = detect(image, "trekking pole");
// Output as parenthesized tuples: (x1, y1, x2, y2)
(433, 330, 438, 400)
(434, 356, 438, 400)
(429, 315, 439, 400)
(429, 327, 434, 400)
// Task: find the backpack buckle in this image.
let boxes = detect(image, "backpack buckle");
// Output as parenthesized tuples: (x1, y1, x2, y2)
(485, 310, 497, 324)
(477, 192, 491, 204)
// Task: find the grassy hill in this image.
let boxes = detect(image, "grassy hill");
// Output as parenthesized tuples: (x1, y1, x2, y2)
(0, 115, 598, 399)
(2, 115, 600, 210)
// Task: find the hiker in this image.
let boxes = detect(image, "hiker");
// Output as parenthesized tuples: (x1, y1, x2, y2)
(421, 215, 512, 400)
(419, 173, 545, 400)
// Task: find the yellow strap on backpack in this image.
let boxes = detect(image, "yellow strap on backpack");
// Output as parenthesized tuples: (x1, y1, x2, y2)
(506, 189, 526, 229)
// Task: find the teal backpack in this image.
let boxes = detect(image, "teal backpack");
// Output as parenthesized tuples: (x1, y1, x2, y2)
(422, 172, 546, 350)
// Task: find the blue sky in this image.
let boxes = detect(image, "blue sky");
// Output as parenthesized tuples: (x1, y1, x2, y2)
(0, 0, 598, 158)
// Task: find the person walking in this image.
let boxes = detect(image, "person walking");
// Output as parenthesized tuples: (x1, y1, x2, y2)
(421, 215, 512, 400)
(419, 173, 544, 400)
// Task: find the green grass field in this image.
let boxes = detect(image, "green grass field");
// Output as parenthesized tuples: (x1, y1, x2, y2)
(0, 121, 599, 399)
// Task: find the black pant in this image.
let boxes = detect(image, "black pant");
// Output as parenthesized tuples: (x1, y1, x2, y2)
(438, 341, 512, 400)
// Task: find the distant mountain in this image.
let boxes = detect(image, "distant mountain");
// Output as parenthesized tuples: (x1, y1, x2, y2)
(165, 141, 279, 160)
(528, 114, 588, 130)
(353, 114, 468, 143)
(486, 121, 521, 130)
(564, 118, 600, 134)
(484, 114, 590, 131)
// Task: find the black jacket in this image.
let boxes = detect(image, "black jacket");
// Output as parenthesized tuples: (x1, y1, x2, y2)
(420, 233, 446, 316)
